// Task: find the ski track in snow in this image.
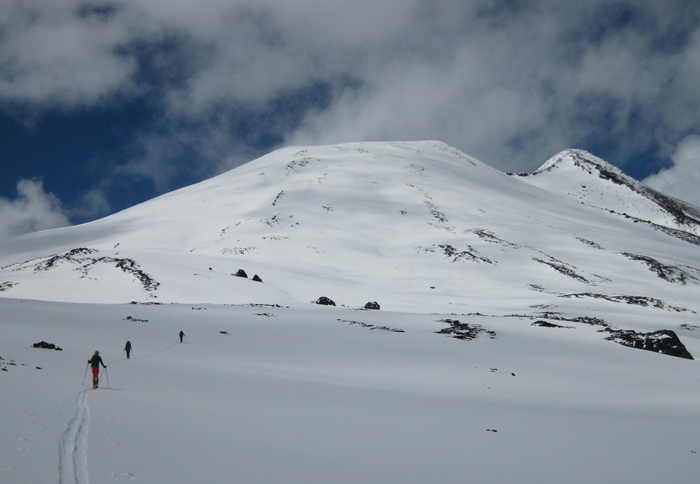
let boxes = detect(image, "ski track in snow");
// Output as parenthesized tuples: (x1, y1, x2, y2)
(59, 390, 91, 484)
(56, 342, 182, 484)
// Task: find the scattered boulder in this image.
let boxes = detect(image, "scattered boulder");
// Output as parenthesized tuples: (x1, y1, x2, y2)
(234, 269, 248, 278)
(603, 328, 694, 359)
(33, 341, 63, 351)
(364, 301, 380, 310)
(252, 274, 263, 282)
(315, 297, 336, 306)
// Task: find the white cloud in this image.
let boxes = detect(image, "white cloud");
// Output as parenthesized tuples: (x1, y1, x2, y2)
(3, 0, 700, 193)
(0, 0, 139, 107)
(0, 179, 71, 240)
(643, 134, 700, 208)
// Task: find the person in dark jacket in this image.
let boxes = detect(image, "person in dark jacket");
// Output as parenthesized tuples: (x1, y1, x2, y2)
(124, 341, 132, 359)
(179, 331, 185, 343)
(88, 351, 107, 389)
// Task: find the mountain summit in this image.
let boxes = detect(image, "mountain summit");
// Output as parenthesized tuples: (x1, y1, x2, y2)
(518, 148, 700, 232)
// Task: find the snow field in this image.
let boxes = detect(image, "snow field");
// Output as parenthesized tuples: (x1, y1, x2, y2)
(2, 297, 700, 483)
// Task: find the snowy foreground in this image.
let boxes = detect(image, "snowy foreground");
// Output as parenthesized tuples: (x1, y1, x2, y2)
(2, 141, 700, 482)
(2, 297, 700, 484)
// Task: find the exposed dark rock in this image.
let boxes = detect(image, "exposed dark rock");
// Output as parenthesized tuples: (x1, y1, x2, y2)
(470, 229, 519, 248)
(338, 319, 404, 332)
(9, 248, 160, 293)
(637, 185, 700, 229)
(416, 244, 492, 264)
(603, 329, 694, 359)
(532, 320, 574, 329)
(620, 253, 700, 284)
(560, 293, 692, 312)
(242, 303, 287, 308)
(425, 201, 448, 223)
(33, 341, 62, 351)
(252, 274, 263, 282)
(32, 248, 97, 271)
(272, 190, 285, 206)
(234, 269, 248, 278)
(435, 319, 496, 340)
(0, 281, 15, 291)
(364, 301, 380, 310)
(612, 213, 700, 246)
(285, 158, 313, 173)
(316, 297, 336, 306)
(533, 257, 590, 284)
(576, 237, 605, 250)
(537, 313, 610, 328)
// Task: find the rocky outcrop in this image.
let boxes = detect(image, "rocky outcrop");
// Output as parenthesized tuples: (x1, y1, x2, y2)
(315, 297, 336, 306)
(603, 329, 693, 359)
(435, 319, 496, 340)
(33, 341, 63, 351)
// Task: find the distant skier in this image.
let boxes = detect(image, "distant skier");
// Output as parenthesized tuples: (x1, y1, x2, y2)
(88, 351, 107, 389)
(179, 331, 185, 343)
(124, 341, 132, 359)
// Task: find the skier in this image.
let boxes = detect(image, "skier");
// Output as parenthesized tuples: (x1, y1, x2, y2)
(88, 351, 107, 389)
(124, 340, 132, 359)
(179, 331, 185, 343)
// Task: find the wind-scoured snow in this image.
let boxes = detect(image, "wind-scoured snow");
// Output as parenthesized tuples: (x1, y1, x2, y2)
(1, 141, 700, 483)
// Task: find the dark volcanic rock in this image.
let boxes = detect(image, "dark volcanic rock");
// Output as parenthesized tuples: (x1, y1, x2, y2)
(532, 320, 574, 329)
(603, 329, 694, 359)
(33, 341, 62, 351)
(316, 297, 336, 306)
(252, 274, 263, 282)
(435, 319, 496, 340)
(364, 301, 380, 310)
(234, 269, 248, 278)
(620, 253, 700, 285)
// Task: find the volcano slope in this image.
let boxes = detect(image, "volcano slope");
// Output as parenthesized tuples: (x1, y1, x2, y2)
(1, 141, 699, 483)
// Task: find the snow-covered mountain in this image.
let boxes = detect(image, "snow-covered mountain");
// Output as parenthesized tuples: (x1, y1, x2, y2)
(2, 140, 699, 313)
(2, 141, 700, 484)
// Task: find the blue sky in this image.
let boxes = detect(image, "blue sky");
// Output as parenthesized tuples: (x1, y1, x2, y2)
(2, 0, 700, 239)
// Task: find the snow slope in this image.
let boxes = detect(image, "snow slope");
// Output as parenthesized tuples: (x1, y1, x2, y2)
(1, 141, 700, 483)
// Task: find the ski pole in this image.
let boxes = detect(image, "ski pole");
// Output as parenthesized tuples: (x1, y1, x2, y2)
(81, 362, 89, 385)
(104, 366, 110, 388)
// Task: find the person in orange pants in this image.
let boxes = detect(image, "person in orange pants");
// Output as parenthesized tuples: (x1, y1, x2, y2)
(88, 351, 107, 389)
